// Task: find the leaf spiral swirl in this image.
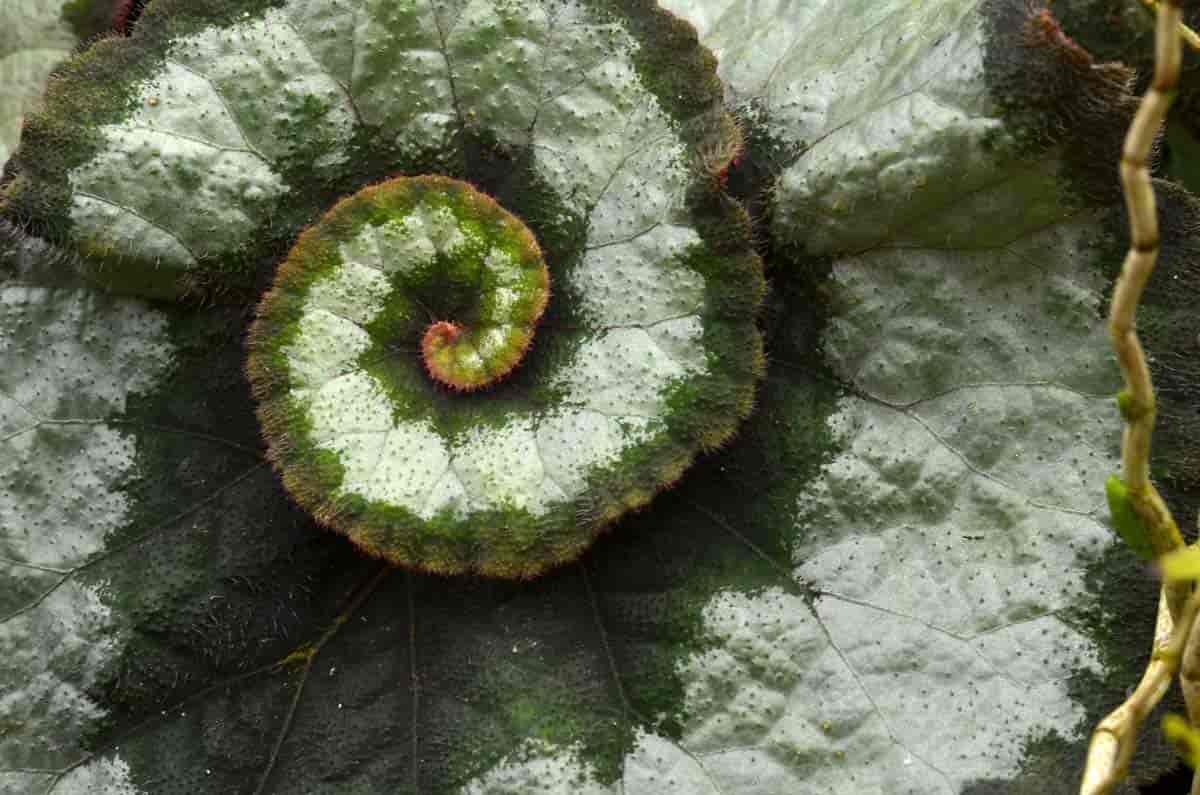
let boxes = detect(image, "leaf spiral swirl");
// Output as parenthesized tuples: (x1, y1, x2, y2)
(4, 0, 765, 576)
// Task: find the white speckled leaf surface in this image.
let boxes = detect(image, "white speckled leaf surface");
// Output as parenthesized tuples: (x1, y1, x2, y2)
(0, 0, 1193, 793)
(0, 0, 78, 168)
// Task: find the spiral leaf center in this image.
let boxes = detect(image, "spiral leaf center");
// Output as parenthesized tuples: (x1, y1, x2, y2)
(410, 187, 550, 391)
(307, 176, 549, 391)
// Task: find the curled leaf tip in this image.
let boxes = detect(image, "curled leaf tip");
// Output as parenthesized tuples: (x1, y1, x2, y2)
(8, 0, 765, 581)
(247, 172, 763, 578)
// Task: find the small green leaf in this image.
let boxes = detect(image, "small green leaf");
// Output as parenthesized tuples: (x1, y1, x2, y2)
(1106, 474, 1156, 560)
(1115, 389, 1153, 422)
(1160, 546, 1200, 582)
(1116, 389, 1138, 422)
(1165, 714, 1200, 768)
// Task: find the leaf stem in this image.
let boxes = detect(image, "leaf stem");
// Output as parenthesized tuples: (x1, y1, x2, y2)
(1182, 603, 1200, 795)
(1139, 0, 1200, 52)
(1110, 0, 1187, 606)
(1081, 0, 1192, 791)
(1082, 588, 1200, 793)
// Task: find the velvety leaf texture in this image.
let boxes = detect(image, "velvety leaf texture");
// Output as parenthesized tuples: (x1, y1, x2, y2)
(1, 1, 1198, 794)
(0, 0, 126, 169)
(0, 0, 77, 169)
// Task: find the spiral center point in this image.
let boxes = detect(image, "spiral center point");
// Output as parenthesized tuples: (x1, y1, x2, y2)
(284, 176, 549, 393)
(423, 319, 508, 392)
